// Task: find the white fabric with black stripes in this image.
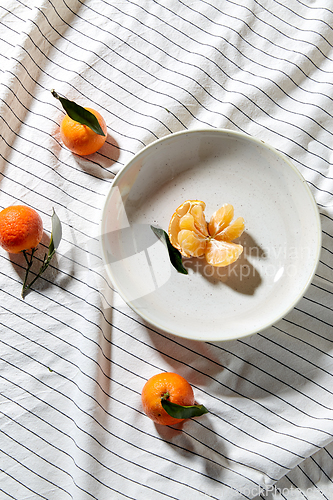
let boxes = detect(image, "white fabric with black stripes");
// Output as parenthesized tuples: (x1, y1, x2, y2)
(0, 1, 332, 499)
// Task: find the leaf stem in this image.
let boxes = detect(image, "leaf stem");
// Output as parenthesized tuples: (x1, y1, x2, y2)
(21, 209, 62, 298)
(21, 250, 56, 297)
(21, 248, 37, 297)
(51, 89, 60, 100)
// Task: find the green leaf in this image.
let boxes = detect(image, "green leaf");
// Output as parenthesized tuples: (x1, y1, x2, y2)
(51, 90, 105, 136)
(21, 209, 62, 297)
(49, 208, 62, 257)
(151, 225, 188, 275)
(161, 398, 208, 420)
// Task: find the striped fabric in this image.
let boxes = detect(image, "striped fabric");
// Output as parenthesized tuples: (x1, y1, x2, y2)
(0, 1, 332, 499)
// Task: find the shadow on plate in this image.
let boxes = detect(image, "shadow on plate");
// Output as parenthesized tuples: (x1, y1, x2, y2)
(184, 231, 264, 296)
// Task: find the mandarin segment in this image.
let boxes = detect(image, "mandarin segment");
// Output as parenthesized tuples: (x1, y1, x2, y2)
(168, 199, 244, 267)
(178, 229, 207, 257)
(205, 239, 243, 267)
(215, 216, 245, 242)
(179, 213, 196, 232)
(190, 204, 209, 237)
(208, 203, 234, 238)
(168, 199, 207, 256)
(178, 200, 205, 217)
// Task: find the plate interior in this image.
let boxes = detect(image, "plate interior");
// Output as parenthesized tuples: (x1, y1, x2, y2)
(100, 129, 321, 341)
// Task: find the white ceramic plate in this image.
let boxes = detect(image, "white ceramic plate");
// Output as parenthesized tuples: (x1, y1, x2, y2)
(100, 129, 321, 341)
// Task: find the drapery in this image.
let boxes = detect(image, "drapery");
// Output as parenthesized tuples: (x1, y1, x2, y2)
(1, 1, 333, 499)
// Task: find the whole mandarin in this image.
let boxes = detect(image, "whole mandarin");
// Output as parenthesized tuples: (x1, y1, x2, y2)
(60, 107, 107, 155)
(141, 372, 195, 426)
(0, 205, 43, 254)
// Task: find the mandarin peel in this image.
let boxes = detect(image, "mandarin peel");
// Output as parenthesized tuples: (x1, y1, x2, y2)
(168, 200, 244, 267)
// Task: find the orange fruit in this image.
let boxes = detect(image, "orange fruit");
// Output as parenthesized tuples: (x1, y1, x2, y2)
(168, 200, 244, 266)
(0, 205, 43, 254)
(141, 372, 195, 426)
(168, 200, 208, 257)
(60, 107, 107, 155)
